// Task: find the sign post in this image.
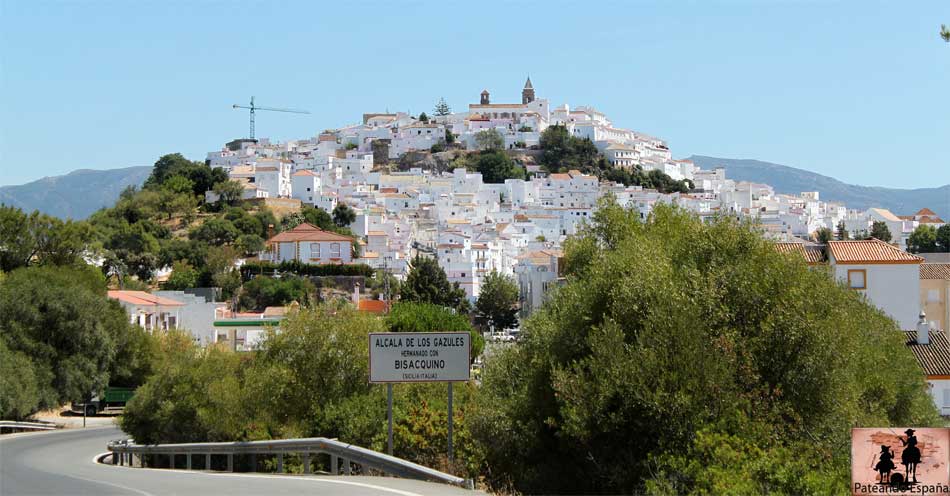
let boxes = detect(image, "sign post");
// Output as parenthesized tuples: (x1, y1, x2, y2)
(369, 332, 471, 462)
(447, 382, 454, 463)
(387, 383, 393, 456)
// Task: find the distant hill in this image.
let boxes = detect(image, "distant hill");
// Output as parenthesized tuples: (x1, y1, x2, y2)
(688, 155, 950, 220)
(0, 166, 152, 220)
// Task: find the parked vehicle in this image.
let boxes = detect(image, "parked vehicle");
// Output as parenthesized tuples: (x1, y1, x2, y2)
(70, 387, 135, 416)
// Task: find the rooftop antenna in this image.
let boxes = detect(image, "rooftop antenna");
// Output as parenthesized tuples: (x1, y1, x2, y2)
(232, 96, 310, 139)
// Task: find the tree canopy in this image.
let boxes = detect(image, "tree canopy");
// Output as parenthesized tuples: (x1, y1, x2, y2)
(399, 255, 470, 314)
(386, 301, 484, 361)
(470, 198, 939, 494)
(474, 129, 504, 152)
(0, 205, 92, 272)
(474, 270, 519, 331)
(433, 97, 451, 116)
(475, 150, 524, 184)
(332, 202, 356, 228)
(870, 220, 893, 242)
(0, 265, 147, 412)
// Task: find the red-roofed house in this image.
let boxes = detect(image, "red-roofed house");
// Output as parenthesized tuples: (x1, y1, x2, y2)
(107, 290, 184, 332)
(261, 223, 355, 264)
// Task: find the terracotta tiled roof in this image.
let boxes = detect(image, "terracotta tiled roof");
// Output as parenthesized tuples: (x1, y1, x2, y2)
(921, 263, 950, 280)
(827, 239, 922, 264)
(905, 330, 950, 375)
(292, 170, 318, 176)
(107, 290, 185, 307)
(774, 242, 827, 264)
(267, 223, 354, 243)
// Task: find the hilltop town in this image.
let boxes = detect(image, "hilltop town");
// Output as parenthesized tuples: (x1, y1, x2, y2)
(203, 78, 946, 309)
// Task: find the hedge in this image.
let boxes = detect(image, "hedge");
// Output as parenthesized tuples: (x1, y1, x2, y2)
(241, 260, 375, 280)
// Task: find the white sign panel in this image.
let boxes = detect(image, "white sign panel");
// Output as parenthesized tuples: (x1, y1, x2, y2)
(369, 332, 471, 383)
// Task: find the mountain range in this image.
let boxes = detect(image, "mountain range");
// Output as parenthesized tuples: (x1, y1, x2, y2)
(687, 156, 950, 220)
(0, 166, 152, 220)
(1, 158, 947, 221)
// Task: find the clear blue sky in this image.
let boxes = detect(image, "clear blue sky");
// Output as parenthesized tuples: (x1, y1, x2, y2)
(1, 1, 948, 188)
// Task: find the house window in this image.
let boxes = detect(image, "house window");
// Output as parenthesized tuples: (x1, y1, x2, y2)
(847, 269, 866, 289)
(331, 243, 341, 258)
(310, 243, 321, 258)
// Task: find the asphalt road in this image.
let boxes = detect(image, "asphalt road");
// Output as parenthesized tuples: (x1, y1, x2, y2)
(0, 427, 483, 495)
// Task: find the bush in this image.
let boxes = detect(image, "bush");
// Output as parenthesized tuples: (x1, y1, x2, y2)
(386, 302, 484, 361)
(163, 260, 199, 290)
(0, 340, 41, 419)
(469, 198, 939, 494)
(238, 275, 314, 311)
(120, 305, 485, 478)
(0, 265, 136, 408)
(240, 261, 375, 280)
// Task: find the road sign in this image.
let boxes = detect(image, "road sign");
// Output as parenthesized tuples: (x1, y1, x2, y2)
(369, 332, 470, 383)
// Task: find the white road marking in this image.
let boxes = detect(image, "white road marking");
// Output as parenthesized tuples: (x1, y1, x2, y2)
(94, 462, 433, 496)
(56, 471, 157, 496)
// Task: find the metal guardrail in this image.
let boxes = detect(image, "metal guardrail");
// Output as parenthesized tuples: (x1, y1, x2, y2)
(0, 421, 58, 432)
(107, 437, 472, 489)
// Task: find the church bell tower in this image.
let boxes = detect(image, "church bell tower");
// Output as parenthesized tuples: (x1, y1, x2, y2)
(522, 77, 535, 104)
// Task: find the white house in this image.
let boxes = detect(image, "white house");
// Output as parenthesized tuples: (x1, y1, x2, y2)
(827, 239, 924, 329)
(291, 170, 321, 204)
(107, 290, 184, 333)
(261, 223, 355, 264)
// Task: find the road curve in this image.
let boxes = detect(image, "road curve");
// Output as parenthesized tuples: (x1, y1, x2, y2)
(0, 426, 482, 495)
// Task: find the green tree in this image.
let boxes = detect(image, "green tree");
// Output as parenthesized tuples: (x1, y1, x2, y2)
(213, 180, 245, 206)
(433, 97, 451, 116)
(942, 24, 950, 42)
(835, 220, 850, 240)
(302, 206, 335, 231)
(239, 275, 314, 311)
(0, 205, 92, 272)
(445, 129, 456, 144)
(0, 339, 41, 419)
(164, 260, 199, 290)
(235, 234, 265, 255)
(386, 302, 484, 361)
(475, 129, 504, 152)
(474, 270, 519, 332)
(332, 202, 356, 228)
(937, 224, 950, 252)
(418, 112, 429, 123)
(190, 218, 240, 245)
(538, 124, 602, 173)
(162, 175, 195, 195)
(814, 226, 833, 244)
(870, 220, 893, 242)
(400, 255, 470, 314)
(120, 331, 249, 444)
(144, 153, 228, 197)
(907, 225, 938, 253)
(470, 198, 939, 494)
(475, 150, 524, 183)
(0, 265, 134, 408)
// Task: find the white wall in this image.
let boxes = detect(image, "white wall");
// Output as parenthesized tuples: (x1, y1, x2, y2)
(833, 263, 920, 329)
(929, 379, 950, 415)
